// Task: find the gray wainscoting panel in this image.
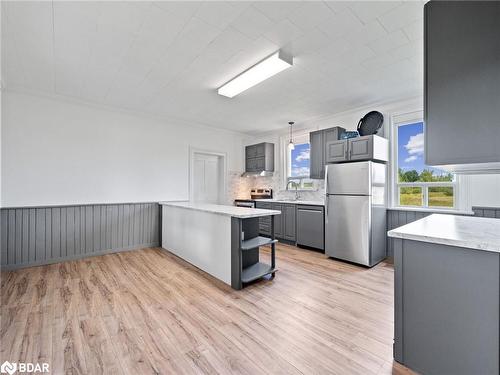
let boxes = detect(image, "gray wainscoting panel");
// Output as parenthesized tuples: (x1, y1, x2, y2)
(0, 203, 160, 270)
(386, 210, 432, 257)
(472, 206, 500, 218)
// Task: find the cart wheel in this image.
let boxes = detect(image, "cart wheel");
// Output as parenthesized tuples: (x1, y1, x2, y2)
(270, 272, 276, 279)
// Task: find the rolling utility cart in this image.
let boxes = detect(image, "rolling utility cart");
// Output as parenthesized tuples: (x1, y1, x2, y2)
(230, 214, 278, 290)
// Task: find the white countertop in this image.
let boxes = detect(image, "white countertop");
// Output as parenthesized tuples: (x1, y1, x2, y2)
(388, 214, 500, 252)
(253, 199, 324, 206)
(159, 201, 281, 219)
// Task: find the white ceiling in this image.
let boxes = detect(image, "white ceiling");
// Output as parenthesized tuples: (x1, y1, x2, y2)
(2, 1, 425, 135)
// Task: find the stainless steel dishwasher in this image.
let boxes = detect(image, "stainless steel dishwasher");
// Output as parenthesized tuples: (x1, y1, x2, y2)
(296, 205, 324, 251)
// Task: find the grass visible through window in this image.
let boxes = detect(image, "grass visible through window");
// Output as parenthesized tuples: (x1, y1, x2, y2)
(428, 187, 454, 208)
(399, 187, 423, 206)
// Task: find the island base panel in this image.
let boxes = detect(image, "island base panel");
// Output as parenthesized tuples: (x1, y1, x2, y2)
(394, 239, 499, 375)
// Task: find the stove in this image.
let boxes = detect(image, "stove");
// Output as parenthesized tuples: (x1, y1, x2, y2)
(234, 188, 272, 208)
(250, 188, 272, 200)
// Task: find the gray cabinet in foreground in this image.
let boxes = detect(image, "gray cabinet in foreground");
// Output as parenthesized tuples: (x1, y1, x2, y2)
(394, 239, 499, 375)
(424, 1, 500, 168)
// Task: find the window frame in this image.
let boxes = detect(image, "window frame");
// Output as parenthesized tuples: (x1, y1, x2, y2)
(391, 112, 458, 210)
(283, 133, 317, 191)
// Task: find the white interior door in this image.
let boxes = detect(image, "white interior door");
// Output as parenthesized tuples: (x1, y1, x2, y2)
(192, 153, 222, 204)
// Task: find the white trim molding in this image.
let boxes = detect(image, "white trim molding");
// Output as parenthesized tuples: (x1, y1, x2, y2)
(390, 111, 460, 211)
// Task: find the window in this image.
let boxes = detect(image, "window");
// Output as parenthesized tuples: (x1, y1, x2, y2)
(395, 120, 456, 208)
(286, 135, 315, 190)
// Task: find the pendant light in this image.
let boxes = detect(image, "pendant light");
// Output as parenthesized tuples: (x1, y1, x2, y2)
(288, 121, 295, 151)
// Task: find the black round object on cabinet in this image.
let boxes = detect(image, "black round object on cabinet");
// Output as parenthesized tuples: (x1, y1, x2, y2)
(357, 111, 384, 136)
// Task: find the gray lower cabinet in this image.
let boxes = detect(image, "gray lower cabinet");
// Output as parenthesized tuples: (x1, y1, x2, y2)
(424, 1, 500, 167)
(296, 205, 324, 250)
(394, 239, 499, 375)
(273, 203, 283, 238)
(256, 202, 295, 242)
(255, 202, 272, 236)
(282, 204, 296, 241)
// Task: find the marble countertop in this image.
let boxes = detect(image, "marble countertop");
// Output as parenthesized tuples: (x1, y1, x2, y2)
(159, 201, 281, 219)
(388, 214, 500, 252)
(253, 199, 324, 206)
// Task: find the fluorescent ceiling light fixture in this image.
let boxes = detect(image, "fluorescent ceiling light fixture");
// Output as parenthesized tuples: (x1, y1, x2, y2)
(218, 50, 293, 98)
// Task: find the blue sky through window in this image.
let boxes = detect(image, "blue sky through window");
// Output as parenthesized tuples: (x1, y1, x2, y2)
(290, 143, 310, 177)
(397, 122, 447, 176)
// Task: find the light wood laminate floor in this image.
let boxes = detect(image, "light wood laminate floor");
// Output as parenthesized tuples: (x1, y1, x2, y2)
(1, 244, 413, 374)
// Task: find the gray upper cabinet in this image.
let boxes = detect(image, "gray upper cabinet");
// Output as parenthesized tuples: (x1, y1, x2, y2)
(246, 144, 258, 158)
(255, 143, 266, 158)
(310, 130, 324, 179)
(323, 127, 343, 147)
(424, 1, 500, 169)
(326, 139, 348, 163)
(245, 143, 274, 173)
(309, 127, 345, 178)
(245, 158, 256, 172)
(349, 136, 372, 161)
(326, 135, 388, 164)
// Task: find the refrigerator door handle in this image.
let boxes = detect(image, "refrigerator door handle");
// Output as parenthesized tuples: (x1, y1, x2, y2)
(325, 195, 329, 221)
(324, 164, 329, 194)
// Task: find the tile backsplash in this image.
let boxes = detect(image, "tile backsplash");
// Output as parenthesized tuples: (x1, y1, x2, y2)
(228, 170, 325, 203)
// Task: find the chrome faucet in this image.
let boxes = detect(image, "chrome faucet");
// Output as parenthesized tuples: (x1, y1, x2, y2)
(286, 181, 300, 200)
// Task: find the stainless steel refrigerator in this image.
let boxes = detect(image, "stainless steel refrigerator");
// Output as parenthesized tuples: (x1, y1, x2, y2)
(325, 161, 387, 267)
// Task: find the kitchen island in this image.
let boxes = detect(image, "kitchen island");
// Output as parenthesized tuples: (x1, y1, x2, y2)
(160, 201, 281, 290)
(388, 214, 500, 375)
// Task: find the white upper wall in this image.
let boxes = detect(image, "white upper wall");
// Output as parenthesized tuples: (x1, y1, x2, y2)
(1, 91, 247, 207)
(468, 175, 500, 208)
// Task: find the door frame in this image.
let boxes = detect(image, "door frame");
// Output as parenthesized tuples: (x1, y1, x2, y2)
(189, 147, 227, 204)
